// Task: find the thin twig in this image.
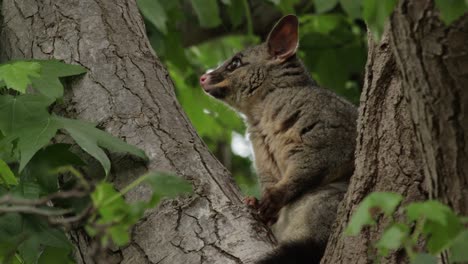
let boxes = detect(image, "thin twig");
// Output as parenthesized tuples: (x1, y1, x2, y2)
(0, 205, 72, 216)
(0, 190, 87, 206)
(49, 205, 94, 225)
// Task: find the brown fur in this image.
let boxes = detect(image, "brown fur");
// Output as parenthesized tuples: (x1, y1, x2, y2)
(200, 15, 357, 263)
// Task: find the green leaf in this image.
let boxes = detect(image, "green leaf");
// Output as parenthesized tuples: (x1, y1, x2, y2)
(145, 173, 193, 205)
(0, 214, 22, 244)
(450, 230, 468, 263)
(345, 192, 403, 236)
(137, 0, 168, 34)
(0, 94, 54, 135)
(340, 0, 362, 19)
(375, 223, 409, 256)
(406, 200, 452, 224)
(314, 49, 348, 91)
(31, 60, 86, 99)
(434, 0, 468, 25)
(17, 237, 41, 264)
(411, 253, 438, 264)
(90, 182, 138, 246)
(0, 243, 23, 264)
(0, 159, 17, 186)
(91, 182, 127, 218)
(0, 94, 58, 170)
(17, 181, 42, 199)
(89, 174, 191, 247)
(22, 144, 85, 193)
(226, 0, 245, 28)
(56, 117, 147, 175)
(17, 116, 60, 171)
(14, 217, 72, 264)
(314, 0, 339, 13)
(407, 201, 463, 254)
(0, 61, 41, 93)
(300, 14, 347, 35)
(38, 246, 74, 264)
(362, 0, 397, 41)
(0, 132, 19, 163)
(108, 225, 130, 246)
(190, 0, 222, 28)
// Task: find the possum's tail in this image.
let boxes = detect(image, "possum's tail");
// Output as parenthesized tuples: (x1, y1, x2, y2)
(256, 238, 326, 264)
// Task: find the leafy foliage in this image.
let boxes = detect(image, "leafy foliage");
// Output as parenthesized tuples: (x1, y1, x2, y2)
(0, 159, 17, 187)
(191, 0, 222, 28)
(346, 192, 403, 236)
(0, 60, 193, 263)
(362, 0, 398, 40)
(434, 0, 468, 24)
(0, 61, 41, 93)
(88, 175, 191, 246)
(347, 192, 468, 263)
(0, 61, 147, 174)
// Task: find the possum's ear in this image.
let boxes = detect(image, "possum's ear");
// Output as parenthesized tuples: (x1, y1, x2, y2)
(267, 15, 299, 61)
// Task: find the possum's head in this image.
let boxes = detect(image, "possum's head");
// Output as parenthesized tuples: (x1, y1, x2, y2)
(200, 15, 309, 112)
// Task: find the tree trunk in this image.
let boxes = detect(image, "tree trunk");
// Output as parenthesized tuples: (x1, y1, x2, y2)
(390, 0, 468, 214)
(0, 0, 273, 263)
(321, 30, 427, 264)
(322, 1, 468, 263)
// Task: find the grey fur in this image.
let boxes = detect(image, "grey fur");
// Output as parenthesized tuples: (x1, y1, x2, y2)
(201, 15, 357, 262)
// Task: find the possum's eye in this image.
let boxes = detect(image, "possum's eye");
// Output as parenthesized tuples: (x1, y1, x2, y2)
(226, 57, 242, 71)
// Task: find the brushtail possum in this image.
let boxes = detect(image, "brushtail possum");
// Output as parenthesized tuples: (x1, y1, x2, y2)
(200, 15, 357, 264)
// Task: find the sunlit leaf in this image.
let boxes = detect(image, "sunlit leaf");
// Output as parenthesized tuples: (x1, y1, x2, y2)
(346, 192, 403, 236)
(406, 200, 451, 224)
(0, 61, 41, 93)
(375, 223, 409, 256)
(0, 159, 17, 186)
(407, 201, 463, 254)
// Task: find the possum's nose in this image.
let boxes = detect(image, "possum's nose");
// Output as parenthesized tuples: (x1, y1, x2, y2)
(200, 74, 209, 86)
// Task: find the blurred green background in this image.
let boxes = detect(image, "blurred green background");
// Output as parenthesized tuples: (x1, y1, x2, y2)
(137, 0, 368, 197)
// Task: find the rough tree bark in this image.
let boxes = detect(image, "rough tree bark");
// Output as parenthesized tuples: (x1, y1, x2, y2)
(321, 30, 427, 264)
(322, 1, 468, 263)
(390, 0, 468, 213)
(0, 0, 274, 263)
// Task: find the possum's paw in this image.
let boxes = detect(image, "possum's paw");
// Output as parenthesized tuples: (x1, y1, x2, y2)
(258, 188, 284, 225)
(243, 196, 259, 209)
